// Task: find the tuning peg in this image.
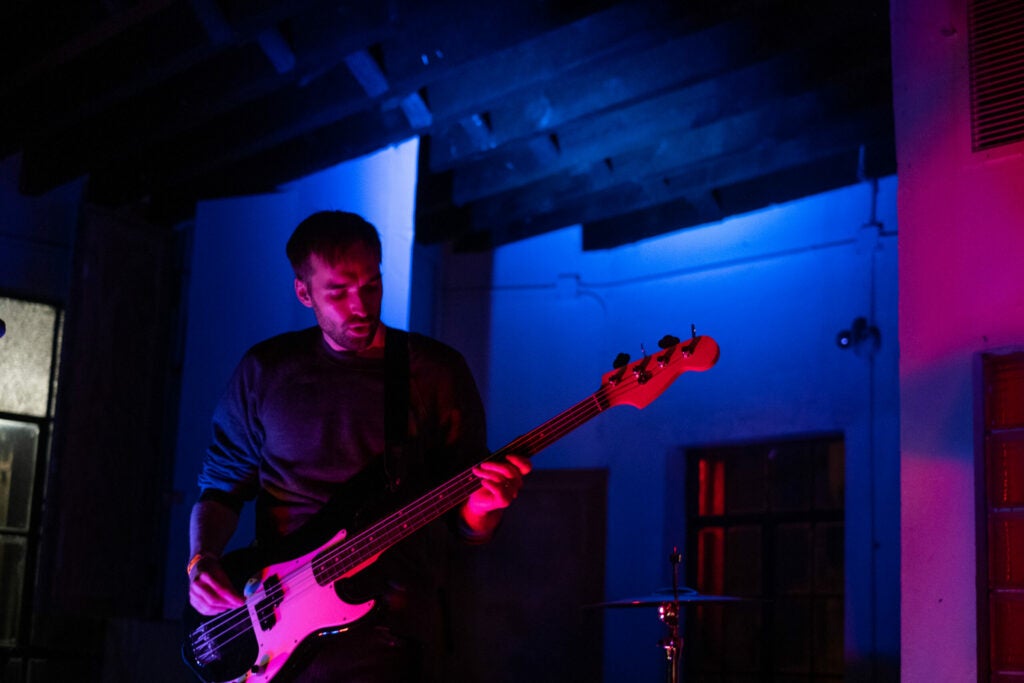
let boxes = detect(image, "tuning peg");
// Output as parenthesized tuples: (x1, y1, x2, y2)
(658, 335, 680, 349)
(612, 352, 631, 369)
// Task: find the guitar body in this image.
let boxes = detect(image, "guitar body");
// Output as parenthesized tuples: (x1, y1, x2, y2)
(182, 528, 377, 683)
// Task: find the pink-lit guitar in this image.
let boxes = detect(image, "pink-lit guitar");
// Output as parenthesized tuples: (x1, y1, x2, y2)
(182, 333, 720, 682)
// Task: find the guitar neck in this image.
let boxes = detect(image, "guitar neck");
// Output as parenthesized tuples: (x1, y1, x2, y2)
(311, 387, 610, 585)
(310, 334, 719, 587)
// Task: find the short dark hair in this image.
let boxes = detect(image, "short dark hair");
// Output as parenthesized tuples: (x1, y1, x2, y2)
(286, 211, 382, 280)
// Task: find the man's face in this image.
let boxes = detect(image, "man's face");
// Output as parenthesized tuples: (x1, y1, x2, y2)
(294, 243, 383, 352)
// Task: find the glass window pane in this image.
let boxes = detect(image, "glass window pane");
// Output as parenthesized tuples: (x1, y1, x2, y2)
(769, 446, 813, 512)
(725, 452, 765, 514)
(0, 297, 58, 417)
(990, 516, 1024, 589)
(0, 533, 27, 645)
(698, 457, 725, 516)
(814, 522, 845, 594)
(2, 657, 23, 681)
(990, 594, 1024, 671)
(815, 596, 845, 674)
(0, 419, 38, 531)
(815, 441, 846, 510)
(985, 353, 1024, 430)
(989, 433, 1024, 508)
(697, 526, 725, 595)
(773, 596, 812, 672)
(725, 525, 762, 596)
(776, 523, 813, 594)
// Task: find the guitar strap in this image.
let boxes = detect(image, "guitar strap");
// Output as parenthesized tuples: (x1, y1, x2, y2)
(382, 327, 410, 493)
(266, 328, 412, 546)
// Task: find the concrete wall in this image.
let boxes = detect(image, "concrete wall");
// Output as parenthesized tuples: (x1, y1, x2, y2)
(891, 0, 1024, 680)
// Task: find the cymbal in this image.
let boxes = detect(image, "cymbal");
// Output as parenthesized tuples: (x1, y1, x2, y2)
(592, 587, 745, 608)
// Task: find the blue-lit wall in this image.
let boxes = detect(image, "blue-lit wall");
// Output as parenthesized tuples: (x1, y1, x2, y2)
(437, 178, 900, 680)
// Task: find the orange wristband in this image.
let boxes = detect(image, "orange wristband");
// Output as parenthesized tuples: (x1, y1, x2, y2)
(186, 552, 211, 578)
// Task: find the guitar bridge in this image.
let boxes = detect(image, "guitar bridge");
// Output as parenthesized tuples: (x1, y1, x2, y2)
(190, 621, 223, 666)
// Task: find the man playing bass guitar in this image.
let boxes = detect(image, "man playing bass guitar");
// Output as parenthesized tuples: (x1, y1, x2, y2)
(186, 210, 530, 682)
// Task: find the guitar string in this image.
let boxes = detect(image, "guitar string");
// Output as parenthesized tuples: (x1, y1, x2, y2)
(309, 390, 607, 582)
(190, 346, 695, 661)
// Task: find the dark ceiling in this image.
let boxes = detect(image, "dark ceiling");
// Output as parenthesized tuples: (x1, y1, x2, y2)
(1, 0, 895, 251)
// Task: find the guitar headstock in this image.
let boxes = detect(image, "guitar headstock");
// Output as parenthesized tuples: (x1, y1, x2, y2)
(600, 334, 720, 409)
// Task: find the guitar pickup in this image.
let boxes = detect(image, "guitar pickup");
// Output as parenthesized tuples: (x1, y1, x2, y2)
(255, 574, 285, 631)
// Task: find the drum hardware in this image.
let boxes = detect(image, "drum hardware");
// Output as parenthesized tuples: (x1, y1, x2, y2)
(592, 548, 743, 683)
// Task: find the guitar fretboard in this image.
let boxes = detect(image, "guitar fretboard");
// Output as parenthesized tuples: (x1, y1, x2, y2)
(310, 386, 612, 585)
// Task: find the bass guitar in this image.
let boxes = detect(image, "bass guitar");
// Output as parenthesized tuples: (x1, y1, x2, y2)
(182, 332, 720, 682)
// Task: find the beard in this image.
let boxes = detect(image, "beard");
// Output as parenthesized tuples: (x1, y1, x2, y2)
(303, 278, 383, 352)
(317, 308, 381, 352)
(326, 316, 379, 352)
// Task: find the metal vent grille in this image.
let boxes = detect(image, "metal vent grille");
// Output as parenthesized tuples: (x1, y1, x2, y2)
(969, 0, 1024, 151)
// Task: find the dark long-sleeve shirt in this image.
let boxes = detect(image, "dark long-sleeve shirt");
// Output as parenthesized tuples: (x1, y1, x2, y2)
(196, 325, 488, 651)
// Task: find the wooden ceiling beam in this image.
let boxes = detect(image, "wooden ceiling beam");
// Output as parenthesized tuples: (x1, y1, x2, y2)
(464, 52, 892, 230)
(426, 0, 887, 172)
(75, 0, 602, 201)
(451, 46, 891, 207)
(580, 146, 891, 250)
(466, 107, 894, 249)
(428, 22, 752, 172)
(4, 0, 333, 163)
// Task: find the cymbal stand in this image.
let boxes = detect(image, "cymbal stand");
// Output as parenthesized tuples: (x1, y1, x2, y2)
(657, 548, 684, 683)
